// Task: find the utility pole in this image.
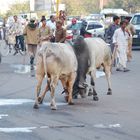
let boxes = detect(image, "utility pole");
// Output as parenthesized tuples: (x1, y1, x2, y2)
(100, 0, 104, 10)
(56, 0, 60, 17)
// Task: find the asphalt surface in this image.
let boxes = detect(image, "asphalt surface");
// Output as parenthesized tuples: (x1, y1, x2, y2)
(0, 50, 140, 140)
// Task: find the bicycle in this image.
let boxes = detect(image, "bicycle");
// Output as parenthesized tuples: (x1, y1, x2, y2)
(13, 36, 26, 56)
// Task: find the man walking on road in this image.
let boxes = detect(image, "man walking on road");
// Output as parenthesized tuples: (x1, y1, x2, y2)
(55, 20, 66, 43)
(39, 16, 52, 44)
(125, 17, 135, 62)
(23, 18, 39, 71)
(105, 16, 120, 53)
(113, 21, 130, 72)
(10, 15, 25, 54)
(47, 15, 56, 42)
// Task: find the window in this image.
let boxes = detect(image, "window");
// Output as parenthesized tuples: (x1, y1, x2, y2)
(94, 24, 103, 29)
(87, 23, 103, 30)
(131, 15, 140, 25)
(87, 24, 95, 30)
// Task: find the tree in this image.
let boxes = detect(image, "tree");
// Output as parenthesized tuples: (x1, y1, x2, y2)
(6, 0, 30, 16)
(107, 0, 140, 13)
(61, 0, 100, 16)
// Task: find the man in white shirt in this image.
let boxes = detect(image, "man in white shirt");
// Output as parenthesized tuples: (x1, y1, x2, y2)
(47, 15, 56, 31)
(10, 15, 25, 53)
(47, 15, 56, 42)
(113, 21, 130, 72)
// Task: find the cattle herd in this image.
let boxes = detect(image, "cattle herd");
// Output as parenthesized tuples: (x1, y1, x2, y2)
(34, 36, 112, 110)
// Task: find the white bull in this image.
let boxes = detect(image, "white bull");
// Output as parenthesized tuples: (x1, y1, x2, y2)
(73, 36, 112, 100)
(34, 42, 77, 110)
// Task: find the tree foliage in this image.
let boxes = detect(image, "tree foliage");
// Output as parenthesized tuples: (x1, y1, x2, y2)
(107, 0, 140, 13)
(6, 0, 30, 17)
(61, 0, 100, 16)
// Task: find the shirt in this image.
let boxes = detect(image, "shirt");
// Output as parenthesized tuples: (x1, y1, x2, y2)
(55, 28, 66, 43)
(70, 23, 80, 35)
(113, 28, 129, 47)
(47, 20, 56, 31)
(105, 23, 120, 42)
(10, 20, 23, 36)
(39, 26, 51, 42)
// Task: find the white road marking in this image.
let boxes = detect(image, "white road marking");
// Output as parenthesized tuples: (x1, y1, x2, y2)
(0, 114, 8, 119)
(0, 123, 120, 133)
(10, 64, 31, 74)
(0, 127, 37, 133)
(10, 64, 105, 78)
(0, 124, 85, 133)
(0, 99, 34, 106)
(94, 124, 121, 129)
(0, 99, 67, 106)
(40, 126, 49, 129)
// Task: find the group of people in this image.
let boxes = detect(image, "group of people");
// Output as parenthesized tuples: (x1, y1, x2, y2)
(6, 14, 67, 70)
(105, 16, 135, 72)
(2, 13, 135, 73)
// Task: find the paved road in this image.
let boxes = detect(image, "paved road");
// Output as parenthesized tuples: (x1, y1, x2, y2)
(0, 51, 140, 140)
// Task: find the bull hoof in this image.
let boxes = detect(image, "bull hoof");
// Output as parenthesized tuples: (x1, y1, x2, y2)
(72, 94, 78, 99)
(80, 93, 86, 98)
(64, 96, 69, 102)
(51, 105, 57, 110)
(93, 96, 99, 101)
(88, 90, 93, 96)
(107, 89, 112, 95)
(33, 104, 39, 109)
(38, 97, 43, 104)
(107, 92, 112, 95)
(79, 89, 86, 98)
(68, 102, 74, 105)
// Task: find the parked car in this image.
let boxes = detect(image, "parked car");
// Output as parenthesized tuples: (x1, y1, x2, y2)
(66, 20, 105, 41)
(66, 20, 93, 41)
(81, 20, 105, 39)
(130, 13, 140, 49)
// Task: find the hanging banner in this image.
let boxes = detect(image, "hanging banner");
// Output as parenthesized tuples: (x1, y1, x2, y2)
(34, 0, 52, 11)
(30, 0, 35, 11)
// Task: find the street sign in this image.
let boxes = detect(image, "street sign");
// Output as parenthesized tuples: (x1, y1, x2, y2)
(34, 0, 51, 11)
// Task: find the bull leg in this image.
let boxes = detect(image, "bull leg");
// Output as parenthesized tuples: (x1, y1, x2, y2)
(72, 77, 79, 99)
(90, 70, 99, 101)
(50, 76, 58, 110)
(61, 78, 69, 102)
(34, 53, 45, 108)
(67, 72, 76, 105)
(34, 74, 44, 109)
(61, 78, 68, 94)
(38, 78, 50, 104)
(104, 65, 112, 95)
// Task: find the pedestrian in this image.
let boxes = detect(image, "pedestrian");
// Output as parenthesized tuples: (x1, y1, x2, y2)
(80, 20, 87, 37)
(105, 16, 120, 53)
(47, 15, 56, 42)
(39, 16, 52, 45)
(125, 17, 135, 62)
(68, 18, 79, 41)
(55, 20, 66, 43)
(113, 20, 130, 72)
(59, 10, 66, 26)
(23, 17, 39, 70)
(10, 15, 25, 54)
